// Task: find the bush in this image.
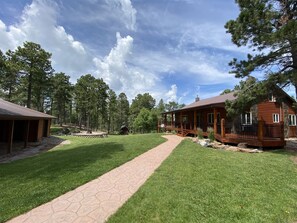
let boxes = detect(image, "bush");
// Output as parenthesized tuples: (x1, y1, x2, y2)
(207, 127, 215, 142)
(197, 127, 204, 139)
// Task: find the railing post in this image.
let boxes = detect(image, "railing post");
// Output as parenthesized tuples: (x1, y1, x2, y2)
(258, 120, 264, 141)
(221, 118, 225, 138)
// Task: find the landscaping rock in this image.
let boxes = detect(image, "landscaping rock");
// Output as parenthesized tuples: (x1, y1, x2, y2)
(238, 142, 248, 148)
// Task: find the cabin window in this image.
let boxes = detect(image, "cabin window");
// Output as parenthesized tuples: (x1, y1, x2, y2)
(268, 94, 276, 102)
(241, 112, 252, 125)
(207, 113, 214, 124)
(273, 113, 280, 123)
(289, 114, 297, 126)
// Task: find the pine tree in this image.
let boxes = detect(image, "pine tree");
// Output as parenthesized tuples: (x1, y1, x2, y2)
(14, 42, 53, 110)
(225, 0, 297, 98)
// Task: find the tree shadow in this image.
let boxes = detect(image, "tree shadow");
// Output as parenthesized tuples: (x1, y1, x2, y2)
(1, 140, 126, 181)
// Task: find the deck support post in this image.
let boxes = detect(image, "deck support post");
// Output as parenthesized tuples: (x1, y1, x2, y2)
(213, 108, 217, 134)
(157, 119, 160, 133)
(7, 120, 14, 154)
(221, 118, 225, 138)
(194, 110, 197, 135)
(258, 120, 264, 141)
(180, 112, 183, 134)
(171, 113, 173, 128)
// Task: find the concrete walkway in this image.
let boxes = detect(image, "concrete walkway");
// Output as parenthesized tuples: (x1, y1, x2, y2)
(8, 135, 183, 223)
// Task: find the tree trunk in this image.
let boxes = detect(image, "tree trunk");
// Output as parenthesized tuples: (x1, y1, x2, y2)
(27, 72, 32, 108)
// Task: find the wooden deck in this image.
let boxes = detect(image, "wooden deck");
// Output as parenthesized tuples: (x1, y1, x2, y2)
(161, 126, 285, 148)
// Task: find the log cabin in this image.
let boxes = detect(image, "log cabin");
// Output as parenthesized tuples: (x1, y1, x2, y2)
(0, 98, 54, 154)
(159, 90, 296, 148)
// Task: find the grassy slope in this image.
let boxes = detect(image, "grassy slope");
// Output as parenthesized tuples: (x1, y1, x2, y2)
(108, 139, 297, 223)
(0, 134, 166, 222)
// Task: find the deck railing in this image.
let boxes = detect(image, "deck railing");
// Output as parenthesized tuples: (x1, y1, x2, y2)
(158, 119, 284, 140)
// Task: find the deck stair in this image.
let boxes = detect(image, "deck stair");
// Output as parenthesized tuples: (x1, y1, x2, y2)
(177, 129, 191, 137)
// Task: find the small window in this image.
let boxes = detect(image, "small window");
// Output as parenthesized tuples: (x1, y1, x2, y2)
(208, 113, 214, 124)
(289, 114, 297, 126)
(273, 114, 280, 123)
(268, 94, 276, 102)
(241, 112, 252, 125)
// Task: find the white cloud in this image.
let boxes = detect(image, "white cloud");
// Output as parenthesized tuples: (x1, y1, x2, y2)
(106, 0, 137, 31)
(0, 0, 94, 78)
(165, 84, 178, 102)
(94, 32, 158, 99)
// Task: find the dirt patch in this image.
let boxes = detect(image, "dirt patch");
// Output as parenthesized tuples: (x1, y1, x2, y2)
(0, 136, 70, 163)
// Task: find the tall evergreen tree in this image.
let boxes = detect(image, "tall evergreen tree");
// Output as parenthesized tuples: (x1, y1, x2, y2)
(116, 92, 130, 130)
(14, 42, 53, 110)
(107, 89, 117, 133)
(51, 72, 73, 125)
(74, 74, 97, 129)
(225, 0, 297, 98)
(0, 50, 20, 102)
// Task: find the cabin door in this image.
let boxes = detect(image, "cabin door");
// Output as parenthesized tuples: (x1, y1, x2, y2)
(197, 113, 201, 129)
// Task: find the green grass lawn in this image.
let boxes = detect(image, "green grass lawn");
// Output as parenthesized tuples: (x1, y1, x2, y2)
(108, 139, 297, 223)
(0, 134, 166, 222)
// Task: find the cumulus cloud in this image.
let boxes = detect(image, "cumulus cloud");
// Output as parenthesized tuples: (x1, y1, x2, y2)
(106, 0, 137, 31)
(165, 84, 178, 102)
(94, 32, 158, 99)
(0, 0, 93, 78)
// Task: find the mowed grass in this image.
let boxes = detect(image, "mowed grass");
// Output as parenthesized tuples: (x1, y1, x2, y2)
(108, 139, 297, 223)
(0, 134, 166, 222)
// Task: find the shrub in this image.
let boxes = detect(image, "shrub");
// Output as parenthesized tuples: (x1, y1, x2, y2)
(207, 127, 215, 142)
(197, 127, 204, 139)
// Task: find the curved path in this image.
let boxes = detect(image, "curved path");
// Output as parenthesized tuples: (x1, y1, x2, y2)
(8, 135, 183, 223)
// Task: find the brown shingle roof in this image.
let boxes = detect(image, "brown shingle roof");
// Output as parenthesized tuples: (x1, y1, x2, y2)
(181, 92, 237, 110)
(0, 98, 54, 119)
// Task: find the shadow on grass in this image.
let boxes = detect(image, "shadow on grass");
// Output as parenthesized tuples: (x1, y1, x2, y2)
(1, 141, 125, 181)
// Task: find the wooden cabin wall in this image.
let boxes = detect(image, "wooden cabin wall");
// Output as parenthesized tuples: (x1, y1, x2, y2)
(28, 120, 39, 142)
(257, 101, 281, 123)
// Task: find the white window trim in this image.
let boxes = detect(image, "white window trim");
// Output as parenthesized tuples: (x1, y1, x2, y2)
(288, 114, 297, 126)
(272, 113, 280, 123)
(241, 112, 252, 125)
(208, 113, 214, 124)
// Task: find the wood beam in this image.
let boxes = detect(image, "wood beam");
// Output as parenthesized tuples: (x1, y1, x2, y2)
(194, 110, 197, 134)
(258, 120, 264, 141)
(221, 118, 225, 138)
(213, 108, 217, 134)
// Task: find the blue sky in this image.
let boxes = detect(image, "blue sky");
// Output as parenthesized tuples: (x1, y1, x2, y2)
(0, 0, 253, 104)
